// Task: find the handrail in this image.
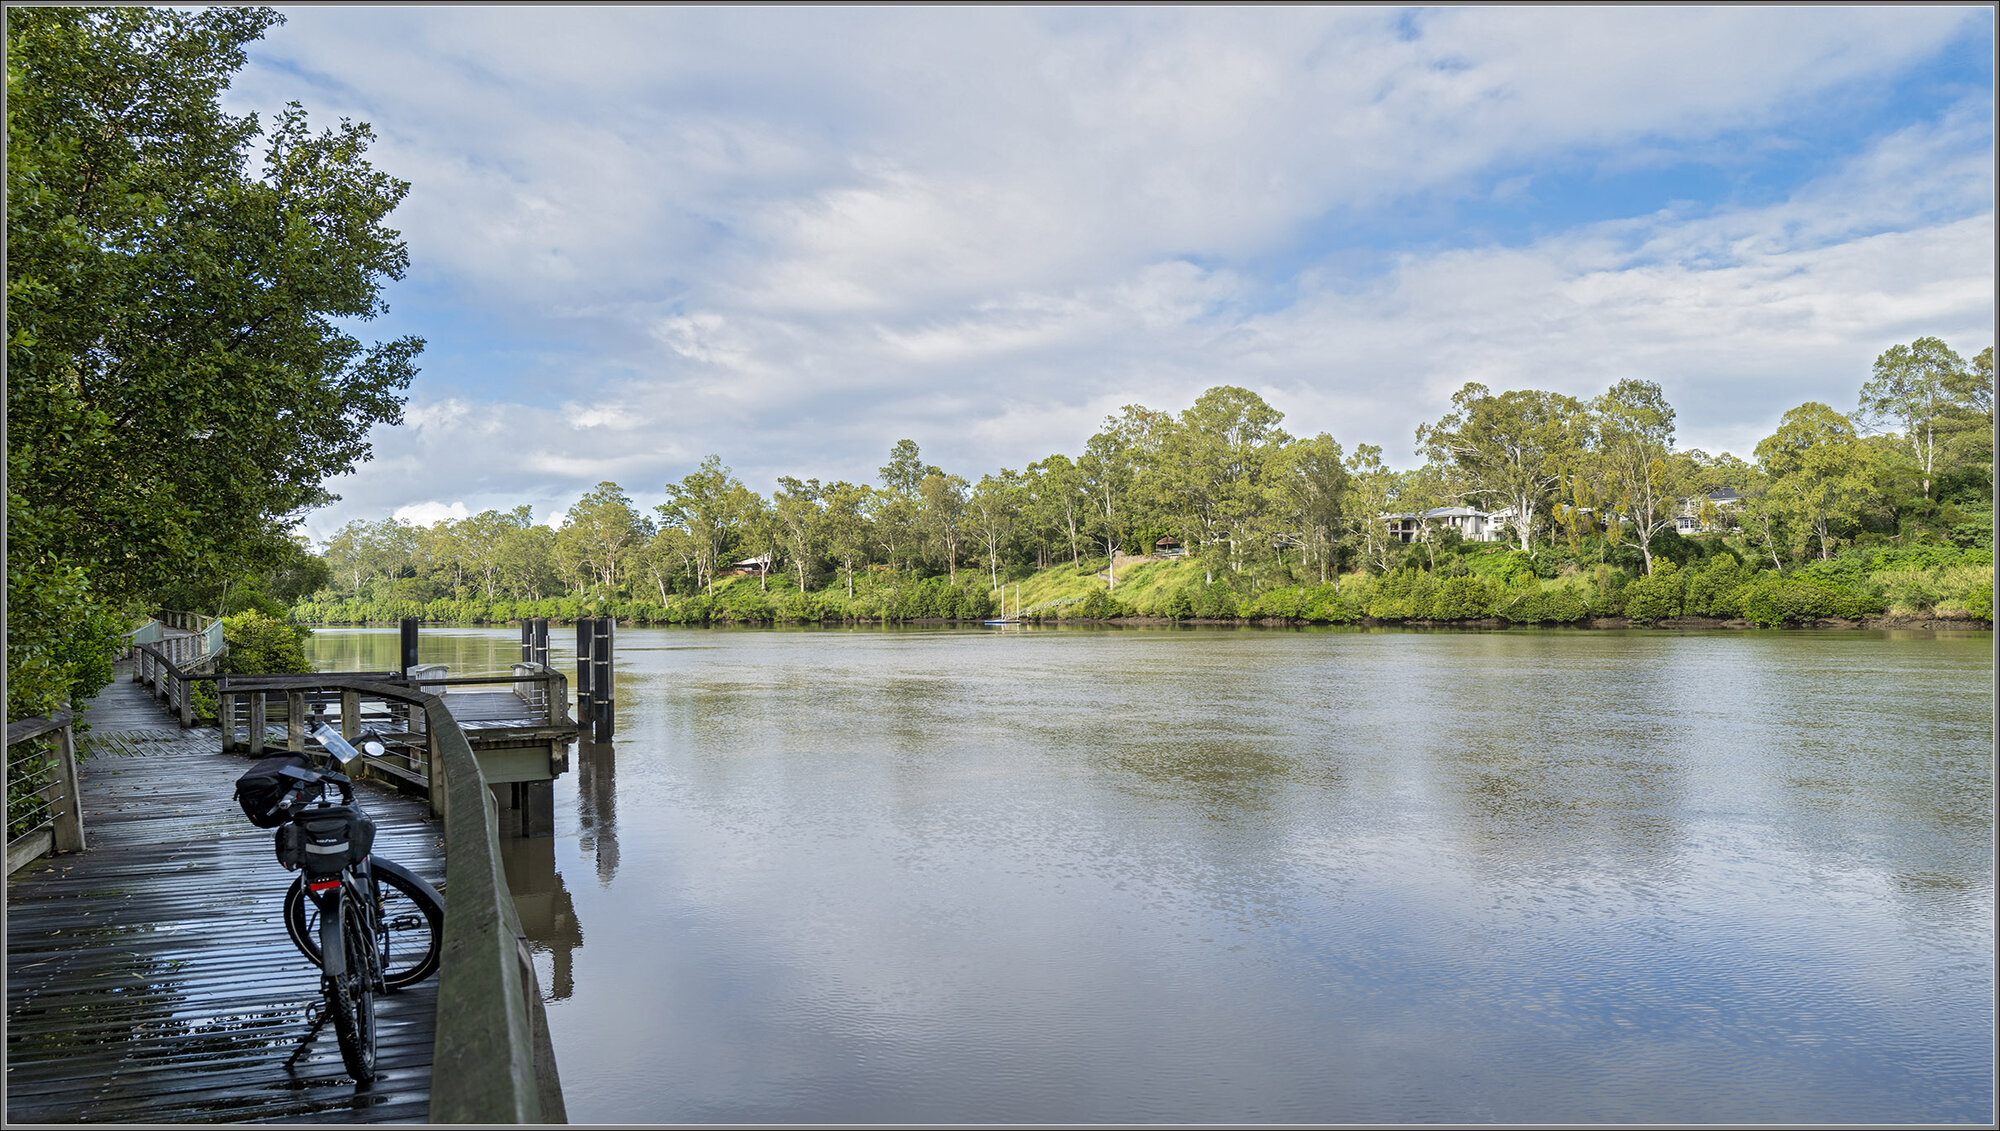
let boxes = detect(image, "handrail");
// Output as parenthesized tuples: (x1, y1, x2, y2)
(221, 674, 565, 1123)
(6, 710, 85, 875)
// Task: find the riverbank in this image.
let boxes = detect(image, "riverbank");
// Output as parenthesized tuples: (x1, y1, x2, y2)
(291, 543, 1994, 632)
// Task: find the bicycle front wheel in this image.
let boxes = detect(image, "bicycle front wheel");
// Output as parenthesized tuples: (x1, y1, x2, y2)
(286, 863, 444, 989)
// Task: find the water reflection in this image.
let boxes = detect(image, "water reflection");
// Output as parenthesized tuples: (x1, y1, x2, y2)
(309, 625, 1992, 1124)
(575, 740, 621, 885)
(499, 826, 583, 1002)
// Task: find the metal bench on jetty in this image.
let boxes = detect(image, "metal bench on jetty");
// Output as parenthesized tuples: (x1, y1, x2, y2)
(6, 612, 584, 1123)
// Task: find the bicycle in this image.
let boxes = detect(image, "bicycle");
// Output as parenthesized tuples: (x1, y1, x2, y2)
(234, 708, 445, 1081)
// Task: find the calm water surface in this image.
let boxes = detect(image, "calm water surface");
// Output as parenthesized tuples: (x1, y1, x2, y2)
(309, 625, 1995, 1123)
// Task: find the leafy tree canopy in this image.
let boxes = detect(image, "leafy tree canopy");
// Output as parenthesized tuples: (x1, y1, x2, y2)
(7, 6, 420, 717)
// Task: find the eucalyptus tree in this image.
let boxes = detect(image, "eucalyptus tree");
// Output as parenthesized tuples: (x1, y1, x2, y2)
(1592, 379, 1685, 574)
(1857, 337, 1971, 501)
(969, 470, 1023, 589)
(1342, 444, 1401, 573)
(1168, 387, 1290, 575)
(1417, 383, 1590, 553)
(658, 456, 741, 596)
(1269, 433, 1349, 583)
(563, 482, 647, 594)
(1023, 454, 1088, 567)
(876, 440, 938, 572)
(918, 472, 970, 583)
(413, 520, 470, 598)
(773, 477, 826, 593)
(1079, 429, 1134, 587)
(1755, 403, 1879, 560)
(458, 509, 524, 600)
(821, 480, 876, 598)
(730, 486, 781, 591)
(7, 6, 420, 713)
(496, 509, 556, 600)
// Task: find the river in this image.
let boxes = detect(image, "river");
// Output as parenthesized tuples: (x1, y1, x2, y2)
(307, 623, 1994, 1124)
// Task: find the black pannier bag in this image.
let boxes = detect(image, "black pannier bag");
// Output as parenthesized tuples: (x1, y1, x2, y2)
(234, 753, 314, 828)
(276, 805, 376, 874)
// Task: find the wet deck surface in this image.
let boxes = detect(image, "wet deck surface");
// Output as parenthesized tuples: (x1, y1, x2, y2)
(6, 665, 446, 1123)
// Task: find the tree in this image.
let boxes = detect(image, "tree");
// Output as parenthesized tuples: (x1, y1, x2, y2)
(969, 470, 1022, 589)
(773, 477, 825, 593)
(1270, 433, 1349, 583)
(1079, 429, 1133, 587)
(1756, 402, 1878, 560)
(1023, 454, 1087, 567)
(873, 440, 938, 573)
(1417, 384, 1589, 553)
(8, 7, 420, 715)
(1172, 387, 1290, 575)
(1592, 379, 1686, 574)
(1857, 337, 1969, 501)
(918, 471, 969, 582)
(821, 481, 875, 598)
(1340, 444, 1395, 572)
(656, 456, 740, 596)
(563, 482, 645, 593)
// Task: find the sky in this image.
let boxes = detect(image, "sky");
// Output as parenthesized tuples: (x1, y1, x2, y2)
(217, 6, 1996, 542)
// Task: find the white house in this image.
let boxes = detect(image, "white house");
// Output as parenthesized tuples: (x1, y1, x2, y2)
(1383, 506, 1514, 544)
(1674, 489, 1744, 534)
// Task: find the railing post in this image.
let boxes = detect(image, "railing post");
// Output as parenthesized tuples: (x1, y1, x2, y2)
(287, 691, 306, 752)
(428, 728, 444, 818)
(179, 672, 194, 728)
(220, 689, 237, 750)
(341, 690, 361, 742)
(52, 720, 85, 854)
(249, 693, 267, 756)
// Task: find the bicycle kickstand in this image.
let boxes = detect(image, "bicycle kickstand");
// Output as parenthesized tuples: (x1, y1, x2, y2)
(284, 1000, 332, 1072)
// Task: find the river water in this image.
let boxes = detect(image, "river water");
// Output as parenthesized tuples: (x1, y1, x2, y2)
(307, 624, 1994, 1124)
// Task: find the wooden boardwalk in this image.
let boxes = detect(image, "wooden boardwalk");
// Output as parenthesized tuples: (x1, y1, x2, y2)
(6, 664, 446, 1123)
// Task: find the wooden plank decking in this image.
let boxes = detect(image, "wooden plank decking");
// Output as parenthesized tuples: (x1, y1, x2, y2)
(6, 665, 447, 1123)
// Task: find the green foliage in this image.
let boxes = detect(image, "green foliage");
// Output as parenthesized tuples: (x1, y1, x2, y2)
(7, 6, 417, 713)
(6, 557, 126, 720)
(1736, 574, 1881, 626)
(219, 610, 312, 674)
(1684, 555, 1750, 618)
(1621, 561, 1686, 624)
(1966, 581, 1993, 622)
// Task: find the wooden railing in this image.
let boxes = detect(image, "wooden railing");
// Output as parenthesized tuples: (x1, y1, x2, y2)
(5, 712, 85, 876)
(217, 674, 566, 1122)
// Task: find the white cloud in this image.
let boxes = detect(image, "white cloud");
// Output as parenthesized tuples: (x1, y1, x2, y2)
(392, 500, 470, 527)
(230, 7, 1990, 540)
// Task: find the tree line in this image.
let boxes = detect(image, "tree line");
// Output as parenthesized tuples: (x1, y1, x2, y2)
(299, 337, 1992, 622)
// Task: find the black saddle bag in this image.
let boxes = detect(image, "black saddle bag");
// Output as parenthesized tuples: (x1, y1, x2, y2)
(234, 753, 314, 828)
(276, 805, 376, 875)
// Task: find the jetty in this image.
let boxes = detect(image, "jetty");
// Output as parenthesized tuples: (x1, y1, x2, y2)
(6, 614, 573, 1123)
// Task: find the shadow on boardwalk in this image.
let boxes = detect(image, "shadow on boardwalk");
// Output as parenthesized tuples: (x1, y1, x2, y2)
(6, 664, 447, 1123)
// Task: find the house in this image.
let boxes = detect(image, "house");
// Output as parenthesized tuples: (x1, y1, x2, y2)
(718, 554, 773, 577)
(1383, 506, 1512, 544)
(1153, 536, 1185, 557)
(1674, 489, 1743, 534)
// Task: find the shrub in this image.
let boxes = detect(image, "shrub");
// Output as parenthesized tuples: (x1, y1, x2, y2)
(1429, 575, 1497, 620)
(220, 610, 312, 674)
(1622, 562, 1685, 625)
(1967, 582, 1993, 622)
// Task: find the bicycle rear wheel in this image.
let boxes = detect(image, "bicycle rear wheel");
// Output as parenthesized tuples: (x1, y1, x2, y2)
(286, 862, 443, 988)
(326, 890, 378, 1081)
